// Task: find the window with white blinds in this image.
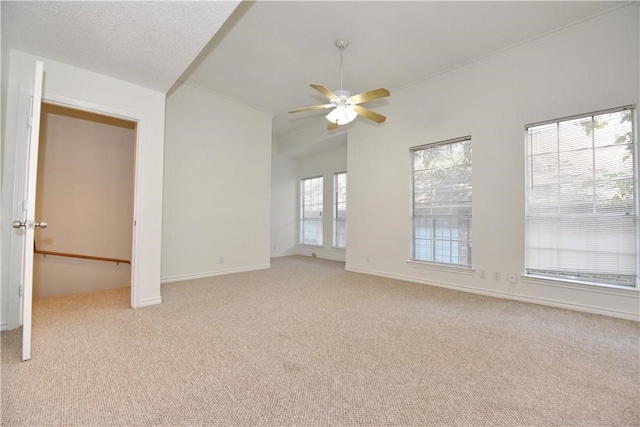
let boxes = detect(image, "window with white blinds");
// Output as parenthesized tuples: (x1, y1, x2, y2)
(525, 106, 638, 287)
(411, 136, 472, 266)
(300, 176, 323, 245)
(333, 172, 347, 248)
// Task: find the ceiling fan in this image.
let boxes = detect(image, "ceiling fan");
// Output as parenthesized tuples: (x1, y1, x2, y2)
(288, 39, 390, 130)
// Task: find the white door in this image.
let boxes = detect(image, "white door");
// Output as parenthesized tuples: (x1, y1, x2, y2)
(12, 60, 45, 361)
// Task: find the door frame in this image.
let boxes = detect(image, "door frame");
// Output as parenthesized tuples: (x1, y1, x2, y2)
(8, 91, 144, 322)
(43, 93, 143, 309)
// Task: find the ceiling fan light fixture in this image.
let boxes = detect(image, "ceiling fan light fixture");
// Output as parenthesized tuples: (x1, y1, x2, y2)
(288, 39, 390, 129)
(326, 104, 357, 125)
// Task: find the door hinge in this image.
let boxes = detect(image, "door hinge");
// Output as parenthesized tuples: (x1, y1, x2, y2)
(27, 115, 33, 128)
(19, 285, 24, 298)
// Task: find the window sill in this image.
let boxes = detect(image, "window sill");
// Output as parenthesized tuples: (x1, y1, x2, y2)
(521, 274, 639, 294)
(406, 260, 473, 276)
(299, 244, 323, 248)
(331, 246, 346, 250)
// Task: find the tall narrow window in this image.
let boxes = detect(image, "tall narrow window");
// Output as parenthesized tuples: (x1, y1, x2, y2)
(411, 136, 472, 266)
(525, 106, 637, 287)
(333, 172, 347, 248)
(300, 176, 323, 245)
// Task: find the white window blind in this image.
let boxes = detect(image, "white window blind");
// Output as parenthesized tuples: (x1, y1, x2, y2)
(525, 106, 638, 287)
(300, 176, 323, 245)
(333, 172, 347, 248)
(412, 136, 472, 266)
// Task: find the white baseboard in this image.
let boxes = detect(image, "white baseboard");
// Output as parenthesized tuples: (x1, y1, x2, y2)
(507, 294, 638, 321)
(271, 251, 345, 262)
(345, 266, 640, 322)
(136, 296, 162, 308)
(296, 252, 346, 263)
(270, 251, 297, 258)
(161, 264, 270, 284)
(0, 322, 8, 332)
(308, 254, 346, 262)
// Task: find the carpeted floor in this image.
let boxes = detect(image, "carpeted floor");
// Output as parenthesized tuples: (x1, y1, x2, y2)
(2, 256, 639, 426)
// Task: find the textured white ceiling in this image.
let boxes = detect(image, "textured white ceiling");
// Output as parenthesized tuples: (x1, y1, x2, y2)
(2, 1, 630, 137)
(1, 0, 240, 93)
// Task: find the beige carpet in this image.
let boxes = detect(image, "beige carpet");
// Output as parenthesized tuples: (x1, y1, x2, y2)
(2, 256, 639, 426)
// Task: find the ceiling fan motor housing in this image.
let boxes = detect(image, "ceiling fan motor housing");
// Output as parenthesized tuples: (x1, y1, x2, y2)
(334, 89, 352, 100)
(335, 39, 349, 50)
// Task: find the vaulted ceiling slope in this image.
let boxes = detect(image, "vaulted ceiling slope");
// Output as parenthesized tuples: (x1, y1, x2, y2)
(1, 1, 240, 93)
(2, 1, 630, 137)
(179, 1, 629, 137)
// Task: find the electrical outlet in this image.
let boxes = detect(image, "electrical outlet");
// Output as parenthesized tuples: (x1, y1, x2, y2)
(480, 269, 487, 279)
(219, 256, 224, 264)
(366, 255, 370, 262)
(492, 271, 501, 281)
(508, 273, 517, 284)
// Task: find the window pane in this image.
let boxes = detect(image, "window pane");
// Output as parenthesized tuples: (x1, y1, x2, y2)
(412, 138, 472, 266)
(525, 107, 637, 287)
(300, 176, 323, 245)
(333, 172, 347, 248)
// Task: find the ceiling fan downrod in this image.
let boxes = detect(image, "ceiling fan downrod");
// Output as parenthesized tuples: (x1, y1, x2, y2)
(335, 39, 349, 92)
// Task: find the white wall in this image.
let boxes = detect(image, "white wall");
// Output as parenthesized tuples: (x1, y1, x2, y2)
(272, 126, 350, 261)
(1, 4, 7, 158)
(162, 82, 272, 282)
(343, 5, 639, 320)
(295, 144, 348, 262)
(0, 6, 6, 330)
(270, 5, 639, 319)
(1, 50, 166, 330)
(270, 140, 297, 258)
(271, 130, 348, 262)
(33, 105, 135, 298)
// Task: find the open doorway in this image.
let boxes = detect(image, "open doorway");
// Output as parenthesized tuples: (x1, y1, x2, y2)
(33, 103, 136, 299)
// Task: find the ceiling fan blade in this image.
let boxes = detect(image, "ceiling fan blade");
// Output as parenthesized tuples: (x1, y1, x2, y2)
(350, 88, 390, 105)
(310, 84, 339, 100)
(289, 104, 334, 114)
(327, 121, 339, 131)
(353, 105, 386, 123)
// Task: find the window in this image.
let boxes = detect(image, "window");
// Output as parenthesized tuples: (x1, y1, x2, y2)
(411, 136, 472, 266)
(333, 172, 347, 248)
(525, 106, 637, 287)
(300, 176, 323, 245)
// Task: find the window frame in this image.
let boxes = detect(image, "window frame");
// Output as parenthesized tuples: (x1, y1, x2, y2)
(299, 175, 324, 246)
(333, 171, 347, 249)
(524, 105, 638, 289)
(410, 135, 473, 268)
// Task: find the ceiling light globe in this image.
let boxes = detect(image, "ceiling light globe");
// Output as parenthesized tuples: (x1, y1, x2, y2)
(326, 105, 357, 125)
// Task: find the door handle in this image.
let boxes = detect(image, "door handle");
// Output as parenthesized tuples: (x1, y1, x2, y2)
(12, 220, 47, 229)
